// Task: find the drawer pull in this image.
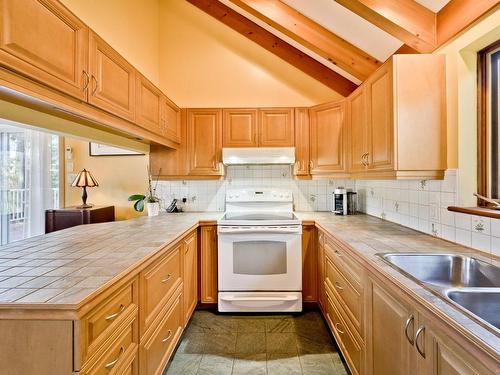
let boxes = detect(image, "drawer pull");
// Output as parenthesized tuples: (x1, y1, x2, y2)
(104, 346, 124, 369)
(161, 274, 172, 283)
(404, 315, 415, 346)
(334, 282, 344, 291)
(334, 249, 342, 257)
(161, 329, 173, 343)
(335, 323, 345, 334)
(105, 304, 125, 322)
(415, 326, 426, 358)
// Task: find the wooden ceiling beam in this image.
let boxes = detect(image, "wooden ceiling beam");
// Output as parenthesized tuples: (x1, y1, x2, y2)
(437, 0, 500, 46)
(228, 0, 380, 81)
(335, 0, 437, 53)
(186, 0, 358, 96)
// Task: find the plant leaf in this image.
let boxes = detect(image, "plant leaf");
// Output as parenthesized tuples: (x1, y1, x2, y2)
(128, 194, 145, 202)
(134, 199, 145, 212)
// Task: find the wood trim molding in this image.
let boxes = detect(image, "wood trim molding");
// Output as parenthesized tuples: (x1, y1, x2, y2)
(335, 0, 437, 53)
(448, 206, 500, 220)
(437, 0, 500, 47)
(186, 0, 358, 96)
(229, 0, 380, 81)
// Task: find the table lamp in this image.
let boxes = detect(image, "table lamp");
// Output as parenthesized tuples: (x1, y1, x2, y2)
(71, 169, 99, 208)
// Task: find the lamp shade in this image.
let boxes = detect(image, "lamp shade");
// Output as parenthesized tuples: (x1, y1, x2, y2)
(71, 169, 99, 188)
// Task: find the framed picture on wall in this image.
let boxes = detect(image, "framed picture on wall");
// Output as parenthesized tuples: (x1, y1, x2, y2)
(89, 143, 144, 156)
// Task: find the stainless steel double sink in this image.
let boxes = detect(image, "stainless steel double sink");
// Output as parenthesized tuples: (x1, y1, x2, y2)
(377, 253, 500, 332)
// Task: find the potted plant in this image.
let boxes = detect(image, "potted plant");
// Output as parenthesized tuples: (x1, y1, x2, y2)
(128, 167, 162, 216)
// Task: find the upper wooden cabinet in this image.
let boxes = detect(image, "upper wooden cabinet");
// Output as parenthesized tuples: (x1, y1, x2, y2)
(0, 0, 88, 101)
(187, 109, 224, 176)
(309, 100, 348, 177)
(136, 74, 162, 136)
(348, 55, 446, 179)
(162, 96, 181, 144)
(294, 108, 310, 178)
(223, 108, 258, 147)
(258, 108, 294, 147)
(88, 31, 136, 122)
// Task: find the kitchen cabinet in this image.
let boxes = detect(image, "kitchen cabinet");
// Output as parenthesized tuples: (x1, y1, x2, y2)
(258, 108, 295, 147)
(183, 231, 198, 326)
(347, 86, 368, 173)
(0, 0, 89, 101)
(309, 100, 348, 177)
(161, 96, 181, 144)
(317, 230, 326, 310)
(187, 109, 224, 176)
(301, 224, 317, 303)
(88, 31, 136, 122)
(223, 108, 258, 147)
(200, 225, 218, 304)
(293, 108, 310, 178)
(136, 74, 162, 136)
(349, 55, 446, 179)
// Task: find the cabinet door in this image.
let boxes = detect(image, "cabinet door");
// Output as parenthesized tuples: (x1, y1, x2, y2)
(258, 108, 294, 147)
(293, 108, 310, 177)
(223, 109, 258, 147)
(301, 224, 317, 303)
(183, 232, 197, 326)
(348, 87, 368, 172)
(366, 278, 416, 375)
(136, 74, 162, 135)
(200, 225, 217, 304)
(187, 109, 223, 176)
(317, 230, 326, 311)
(0, 0, 88, 100)
(366, 63, 393, 171)
(161, 96, 181, 144)
(149, 109, 188, 178)
(88, 31, 136, 122)
(310, 101, 347, 175)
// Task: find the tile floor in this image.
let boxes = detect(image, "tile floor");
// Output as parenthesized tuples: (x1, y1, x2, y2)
(164, 310, 349, 375)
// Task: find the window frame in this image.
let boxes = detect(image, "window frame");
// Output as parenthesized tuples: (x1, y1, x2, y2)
(477, 39, 500, 205)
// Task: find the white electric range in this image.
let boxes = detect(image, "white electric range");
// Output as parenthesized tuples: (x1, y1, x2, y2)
(217, 188, 302, 312)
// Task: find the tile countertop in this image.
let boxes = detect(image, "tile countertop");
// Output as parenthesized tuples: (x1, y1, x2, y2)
(295, 212, 500, 357)
(0, 211, 498, 356)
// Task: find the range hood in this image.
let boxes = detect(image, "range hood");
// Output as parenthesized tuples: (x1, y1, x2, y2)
(222, 147, 295, 165)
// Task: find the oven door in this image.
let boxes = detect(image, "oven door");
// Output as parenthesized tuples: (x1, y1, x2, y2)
(217, 226, 302, 291)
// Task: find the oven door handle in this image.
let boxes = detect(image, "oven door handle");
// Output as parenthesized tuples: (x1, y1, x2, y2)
(220, 296, 300, 302)
(218, 228, 301, 234)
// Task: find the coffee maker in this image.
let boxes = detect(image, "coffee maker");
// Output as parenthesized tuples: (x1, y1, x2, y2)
(332, 187, 357, 215)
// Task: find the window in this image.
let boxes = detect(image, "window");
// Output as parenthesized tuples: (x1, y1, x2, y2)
(478, 40, 500, 203)
(0, 122, 60, 244)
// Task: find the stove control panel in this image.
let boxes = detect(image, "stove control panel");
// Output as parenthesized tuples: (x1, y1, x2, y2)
(226, 188, 292, 202)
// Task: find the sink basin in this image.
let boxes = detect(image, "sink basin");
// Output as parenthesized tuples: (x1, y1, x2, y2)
(379, 253, 500, 288)
(445, 289, 500, 330)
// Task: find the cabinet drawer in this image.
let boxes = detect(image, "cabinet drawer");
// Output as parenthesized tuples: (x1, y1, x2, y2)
(325, 283, 362, 375)
(140, 243, 182, 332)
(325, 257, 363, 336)
(81, 280, 137, 362)
(140, 289, 183, 375)
(324, 235, 362, 288)
(81, 315, 138, 375)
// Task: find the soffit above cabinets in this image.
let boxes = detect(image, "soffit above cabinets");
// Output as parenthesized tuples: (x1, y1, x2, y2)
(414, 0, 452, 12)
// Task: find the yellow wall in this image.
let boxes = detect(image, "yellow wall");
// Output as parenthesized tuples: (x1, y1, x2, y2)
(60, 0, 160, 85)
(64, 138, 149, 220)
(157, 0, 341, 107)
(436, 10, 500, 206)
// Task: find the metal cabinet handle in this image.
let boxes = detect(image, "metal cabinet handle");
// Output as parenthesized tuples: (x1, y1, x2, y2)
(334, 249, 342, 257)
(161, 274, 172, 283)
(105, 304, 125, 321)
(161, 329, 173, 343)
(415, 326, 426, 358)
(335, 323, 344, 334)
(364, 152, 370, 165)
(104, 346, 124, 369)
(82, 70, 90, 91)
(309, 160, 314, 170)
(404, 315, 415, 345)
(334, 282, 344, 291)
(91, 75, 98, 95)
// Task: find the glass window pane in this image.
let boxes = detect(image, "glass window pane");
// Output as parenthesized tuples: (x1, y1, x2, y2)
(233, 241, 287, 275)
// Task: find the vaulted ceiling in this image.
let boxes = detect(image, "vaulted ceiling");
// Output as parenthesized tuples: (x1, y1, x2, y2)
(187, 0, 499, 96)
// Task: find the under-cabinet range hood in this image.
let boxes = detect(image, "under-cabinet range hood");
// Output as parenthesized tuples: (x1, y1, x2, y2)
(222, 147, 295, 165)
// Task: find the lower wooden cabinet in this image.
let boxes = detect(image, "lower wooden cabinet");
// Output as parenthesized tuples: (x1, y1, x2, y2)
(200, 225, 218, 304)
(301, 224, 317, 303)
(183, 231, 198, 325)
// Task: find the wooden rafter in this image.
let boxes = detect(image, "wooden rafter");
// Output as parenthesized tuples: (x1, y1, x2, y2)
(186, 0, 358, 96)
(335, 0, 437, 53)
(228, 0, 380, 81)
(437, 0, 500, 46)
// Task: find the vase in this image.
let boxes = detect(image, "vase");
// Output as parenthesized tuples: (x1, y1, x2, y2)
(146, 202, 160, 217)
